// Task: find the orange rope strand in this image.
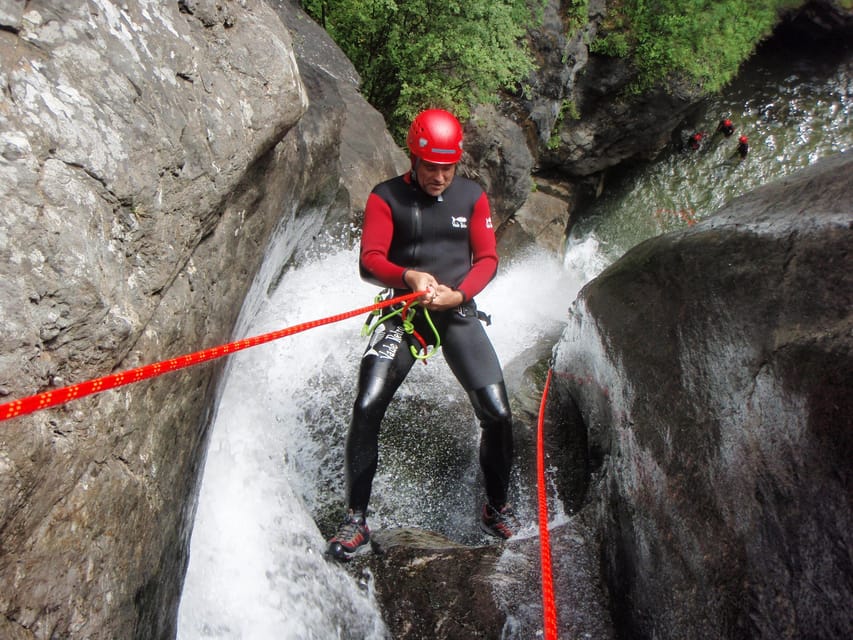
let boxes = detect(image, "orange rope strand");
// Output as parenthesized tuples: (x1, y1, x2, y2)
(537, 367, 559, 638)
(1, 290, 425, 422)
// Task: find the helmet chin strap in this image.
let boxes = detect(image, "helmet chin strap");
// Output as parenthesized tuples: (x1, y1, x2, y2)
(409, 157, 419, 188)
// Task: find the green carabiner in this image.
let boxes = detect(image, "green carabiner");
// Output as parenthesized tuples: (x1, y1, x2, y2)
(408, 306, 441, 360)
(360, 294, 441, 361)
(362, 291, 407, 337)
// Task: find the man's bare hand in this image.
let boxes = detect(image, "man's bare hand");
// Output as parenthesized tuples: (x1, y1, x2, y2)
(404, 271, 463, 310)
(404, 270, 439, 303)
(424, 284, 464, 311)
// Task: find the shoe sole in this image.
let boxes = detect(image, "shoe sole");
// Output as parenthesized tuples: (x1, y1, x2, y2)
(479, 520, 512, 540)
(327, 540, 372, 562)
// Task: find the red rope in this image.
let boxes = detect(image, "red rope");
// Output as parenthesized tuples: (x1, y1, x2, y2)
(0, 290, 425, 423)
(537, 367, 558, 639)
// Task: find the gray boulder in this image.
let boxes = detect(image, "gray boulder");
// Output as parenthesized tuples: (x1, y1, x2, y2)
(361, 520, 615, 639)
(553, 152, 852, 639)
(0, 1, 402, 637)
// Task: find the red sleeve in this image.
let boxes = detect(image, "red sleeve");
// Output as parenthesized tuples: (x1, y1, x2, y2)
(360, 192, 408, 288)
(455, 192, 498, 301)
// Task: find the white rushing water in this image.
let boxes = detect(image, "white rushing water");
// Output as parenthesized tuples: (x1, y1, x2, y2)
(177, 235, 603, 639)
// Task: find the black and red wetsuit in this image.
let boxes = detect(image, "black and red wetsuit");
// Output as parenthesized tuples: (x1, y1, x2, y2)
(345, 172, 513, 514)
(360, 172, 498, 300)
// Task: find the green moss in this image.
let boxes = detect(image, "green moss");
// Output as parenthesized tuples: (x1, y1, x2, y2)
(566, 0, 590, 31)
(590, 31, 630, 58)
(547, 98, 581, 150)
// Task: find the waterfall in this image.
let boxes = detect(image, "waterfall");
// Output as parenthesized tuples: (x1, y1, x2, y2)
(177, 234, 596, 638)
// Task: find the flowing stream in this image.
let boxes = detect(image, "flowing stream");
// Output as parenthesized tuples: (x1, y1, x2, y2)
(177, 31, 850, 640)
(569, 31, 851, 263)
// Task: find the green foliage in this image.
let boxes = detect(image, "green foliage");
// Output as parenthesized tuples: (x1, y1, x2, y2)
(590, 0, 807, 93)
(565, 0, 590, 31)
(301, 0, 813, 139)
(589, 31, 630, 57)
(303, 0, 536, 142)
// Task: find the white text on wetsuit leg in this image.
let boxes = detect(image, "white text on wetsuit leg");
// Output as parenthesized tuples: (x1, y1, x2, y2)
(364, 324, 406, 360)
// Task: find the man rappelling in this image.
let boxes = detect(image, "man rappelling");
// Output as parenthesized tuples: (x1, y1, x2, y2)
(327, 109, 519, 561)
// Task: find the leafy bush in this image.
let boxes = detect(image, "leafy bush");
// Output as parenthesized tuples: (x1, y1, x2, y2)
(301, 0, 537, 141)
(591, 0, 806, 92)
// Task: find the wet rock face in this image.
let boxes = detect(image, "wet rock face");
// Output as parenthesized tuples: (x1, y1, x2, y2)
(553, 152, 852, 639)
(0, 2, 304, 637)
(362, 522, 616, 639)
(0, 1, 403, 637)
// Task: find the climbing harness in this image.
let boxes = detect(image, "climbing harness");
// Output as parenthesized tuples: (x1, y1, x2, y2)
(0, 290, 427, 422)
(361, 289, 441, 361)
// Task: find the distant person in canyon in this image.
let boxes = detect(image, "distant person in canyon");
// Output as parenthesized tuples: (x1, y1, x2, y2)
(689, 130, 707, 150)
(327, 109, 518, 561)
(737, 135, 750, 159)
(717, 118, 735, 136)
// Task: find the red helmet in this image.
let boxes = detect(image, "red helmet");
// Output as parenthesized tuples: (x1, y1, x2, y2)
(407, 109, 463, 164)
(739, 135, 748, 143)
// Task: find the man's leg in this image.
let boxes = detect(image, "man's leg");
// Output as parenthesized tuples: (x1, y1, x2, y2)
(442, 311, 519, 538)
(345, 322, 416, 510)
(468, 382, 513, 507)
(328, 320, 415, 560)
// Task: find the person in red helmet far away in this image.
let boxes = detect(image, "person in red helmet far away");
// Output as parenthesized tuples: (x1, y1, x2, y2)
(717, 118, 735, 136)
(737, 135, 749, 159)
(689, 130, 707, 150)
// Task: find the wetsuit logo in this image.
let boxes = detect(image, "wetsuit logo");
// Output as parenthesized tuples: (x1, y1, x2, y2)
(451, 216, 468, 229)
(364, 324, 406, 360)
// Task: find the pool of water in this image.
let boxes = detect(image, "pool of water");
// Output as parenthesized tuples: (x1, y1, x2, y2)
(569, 30, 852, 264)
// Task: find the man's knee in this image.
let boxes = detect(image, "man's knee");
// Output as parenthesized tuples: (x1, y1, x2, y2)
(469, 383, 512, 426)
(353, 375, 393, 420)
